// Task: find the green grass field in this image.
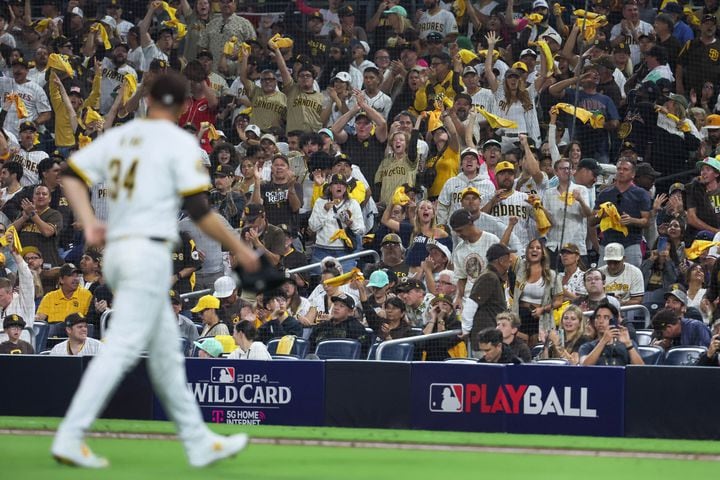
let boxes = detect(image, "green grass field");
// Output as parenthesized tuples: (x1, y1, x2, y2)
(2, 416, 717, 479)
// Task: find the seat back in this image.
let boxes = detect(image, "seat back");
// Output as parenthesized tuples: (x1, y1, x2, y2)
(33, 321, 49, 352)
(368, 342, 414, 361)
(530, 344, 544, 358)
(267, 337, 309, 358)
(637, 345, 664, 365)
(535, 358, 570, 365)
(315, 339, 362, 360)
(664, 346, 707, 366)
(635, 329, 653, 346)
(444, 358, 479, 363)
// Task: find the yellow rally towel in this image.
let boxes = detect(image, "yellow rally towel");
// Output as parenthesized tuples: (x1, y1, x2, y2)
(573, 9, 601, 19)
(161, 1, 178, 21)
(276, 335, 296, 355)
(476, 108, 519, 129)
(328, 229, 354, 249)
(214, 334, 236, 353)
(48, 53, 74, 77)
(323, 268, 363, 287)
(0, 225, 23, 252)
(684, 6, 701, 26)
(163, 19, 187, 40)
(268, 33, 293, 50)
(685, 240, 720, 260)
(526, 13, 544, 24)
(597, 202, 628, 236)
(532, 199, 551, 236)
(575, 15, 608, 41)
(78, 133, 93, 149)
(84, 107, 103, 126)
(7, 93, 28, 119)
(33, 132, 40, 145)
(223, 36, 238, 56)
(558, 191, 575, 206)
(201, 121, 220, 141)
(447, 341, 468, 358)
(453, 0, 467, 18)
(392, 185, 411, 206)
(122, 74, 136, 105)
(90, 23, 112, 50)
(532, 40, 555, 77)
(33, 18, 53, 33)
(554, 103, 605, 129)
(458, 49, 478, 65)
(658, 109, 691, 133)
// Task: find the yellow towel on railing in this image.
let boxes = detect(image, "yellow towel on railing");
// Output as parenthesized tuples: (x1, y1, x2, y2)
(597, 202, 628, 236)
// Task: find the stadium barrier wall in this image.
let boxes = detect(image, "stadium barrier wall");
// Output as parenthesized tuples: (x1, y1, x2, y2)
(2, 356, 720, 439)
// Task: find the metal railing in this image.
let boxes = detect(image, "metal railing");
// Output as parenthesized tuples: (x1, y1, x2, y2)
(375, 329, 464, 361)
(287, 250, 380, 275)
(582, 304, 651, 329)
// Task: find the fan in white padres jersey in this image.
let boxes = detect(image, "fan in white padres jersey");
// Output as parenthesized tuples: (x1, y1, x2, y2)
(51, 72, 271, 469)
(481, 160, 535, 245)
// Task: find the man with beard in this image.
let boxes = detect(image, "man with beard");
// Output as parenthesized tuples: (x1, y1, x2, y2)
(14, 121, 48, 187)
(98, 43, 137, 114)
(437, 147, 495, 224)
(417, 0, 458, 43)
(331, 102, 388, 176)
(27, 45, 48, 87)
(363, 233, 410, 280)
(686, 157, 720, 238)
(549, 64, 620, 163)
(274, 46, 324, 133)
(481, 161, 534, 246)
(0, 57, 51, 138)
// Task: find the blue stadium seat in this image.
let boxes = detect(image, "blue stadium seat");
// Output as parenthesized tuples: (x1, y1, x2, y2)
(48, 322, 66, 337)
(530, 344, 544, 358)
(367, 342, 414, 361)
(315, 339, 362, 360)
(635, 329, 653, 346)
(302, 327, 313, 340)
(637, 345, 665, 365)
(444, 358, 479, 363)
(664, 346, 707, 366)
(267, 338, 309, 358)
(534, 358, 570, 365)
(271, 355, 300, 360)
(32, 321, 49, 352)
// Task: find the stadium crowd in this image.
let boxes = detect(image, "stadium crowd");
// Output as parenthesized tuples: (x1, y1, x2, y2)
(2, 0, 720, 365)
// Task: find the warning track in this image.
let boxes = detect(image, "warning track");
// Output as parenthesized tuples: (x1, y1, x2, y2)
(3, 428, 720, 462)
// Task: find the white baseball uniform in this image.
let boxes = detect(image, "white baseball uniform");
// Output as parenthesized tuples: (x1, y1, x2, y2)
(54, 118, 216, 453)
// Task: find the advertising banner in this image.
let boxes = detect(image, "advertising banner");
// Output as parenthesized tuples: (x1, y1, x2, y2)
(410, 363, 624, 436)
(154, 359, 325, 426)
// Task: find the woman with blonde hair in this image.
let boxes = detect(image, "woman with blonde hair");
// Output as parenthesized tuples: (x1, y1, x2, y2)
(484, 31, 541, 151)
(511, 239, 563, 344)
(375, 119, 421, 205)
(540, 305, 590, 364)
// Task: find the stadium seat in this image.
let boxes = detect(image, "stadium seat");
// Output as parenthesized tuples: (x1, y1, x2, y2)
(635, 329, 653, 346)
(664, 346, 707, 366)
(302, 327, 313, 340)
(48, 322, 66, 337)
(267, 338, 309, 358)
(315, 339, 362, 360)
(39, 350, 51, 355)
(410, 327, 424, 336)
(530, 344, 544, 358)
(32, 321, 49, 352)
(534, 358, 570, 365)
(367, 342, 414, 361)
(271, 355, 300, 360)
(637, 345, 664, 365)
(444, 358, 479, 363)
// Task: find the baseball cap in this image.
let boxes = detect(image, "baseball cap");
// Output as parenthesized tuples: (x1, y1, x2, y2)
(333, 153, 352, 166)
(459, 186, 481, 200)
(577, 158, 601, 175)
(462, 66, 478, 76)
(309, 11, 324, 20)
(636, 163, 661, 178)
(661, 2, 683, 13)
(669, 182, 685, 194)
(397, 278, 425, 292)
(533, 0, 549, 8)
(318, 128, 335, 141)
(191, 295, 221, 313)
(244, 124, 261, 137)
(331, 71, 351, 83)
(11, 57, 28, 68)
(214, 165, 234, 177)
(3, 313, 25, 330)
(495, 161, 515, 173)
(68, 84, 83, 97)
(194, 338, 223, 357)
(197, 49, 213, 60)
(59, 263, 80, 277)
(702, 13, 716, 23)
(384, 5, 408, 17)
(541, 31, 562, 45)
(603, 243, 625, 262)
(483, 139, 502, 150)
(338, 5, 355, 16)
(486, 243, 515, 262)
(329, 173, 347, 185)
(426, 32, 444, 43)
(664, 288, 688, 305)
(426, 240, 451, 259)
(381, 233, 402, 246)
(430, 294, 454, 307)
(697, 157, 720, 173)
(100, 15, 117, 29)
(511, 61, 528, 72)
(366, 270, 390, 288)
(460, 147, 479, 159)
(308, 151, 334, 171)
(331, 294, 355, 309)
(665, 92, 688, 110)
(705, 114, 720, 129)
(560, 243, 580, 254)
(21, 246, 41, 258)
(592, 56, 615, 71)
(65, 313, 87, 327)
(355, 111, 372, 123)
(505, 68, 523, 78)
(619, 140, 636, 153)
(520, 48, 536, 58)
(449, 208, 474, 229)
(19, 121, 36, 132)
(169, 289, 182, 305)
(243, 203, 265, 221)
(213, 276, 236, 299)
(260, 133, 278, 145)
(613, 42, 630, 53)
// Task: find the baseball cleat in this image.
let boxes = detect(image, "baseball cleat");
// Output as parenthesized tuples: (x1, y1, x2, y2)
(52, 441, 109, 469)
(188, 433, 249, 468)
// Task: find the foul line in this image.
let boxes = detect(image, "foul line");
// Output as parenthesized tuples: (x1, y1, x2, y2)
(3, 428, 720, 462)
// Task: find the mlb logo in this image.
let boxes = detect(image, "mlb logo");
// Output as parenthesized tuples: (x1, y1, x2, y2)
(211, 367, 235, 384)
(429, 383, 463, 413)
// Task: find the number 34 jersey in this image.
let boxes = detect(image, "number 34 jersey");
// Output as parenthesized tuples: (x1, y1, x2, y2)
(67, 118, 211, 243)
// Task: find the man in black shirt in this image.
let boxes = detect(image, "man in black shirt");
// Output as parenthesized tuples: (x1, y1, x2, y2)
(331, 101, 388, 177)
(477, 328, 522, 364)
(308, 293, 370, 355)
(252, 154, 302, 229)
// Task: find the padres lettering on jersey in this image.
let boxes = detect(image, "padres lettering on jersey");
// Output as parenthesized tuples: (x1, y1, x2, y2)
(491, 203, 529, 219)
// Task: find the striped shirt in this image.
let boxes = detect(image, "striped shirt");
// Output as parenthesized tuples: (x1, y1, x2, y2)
(0, 78, 51, 138)
(488, 189, 533, 245)
(436, 173, 495, 224)
(542, 185, 590, 255)
(50, 337, 104, 356)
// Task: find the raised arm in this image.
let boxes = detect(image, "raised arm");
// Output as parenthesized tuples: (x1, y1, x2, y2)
(50, 71, 78, 132)
(355, 89, 388, 143)
(139, 1, 161, 48)
(484, 31, 499, 93)
(272, 44, 293, 89)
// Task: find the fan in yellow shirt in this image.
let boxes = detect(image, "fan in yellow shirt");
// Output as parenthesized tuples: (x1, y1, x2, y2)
(35, 263, 92, 324)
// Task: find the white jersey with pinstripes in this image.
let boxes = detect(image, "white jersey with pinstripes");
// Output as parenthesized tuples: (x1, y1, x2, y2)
(68, 119, 211, 243)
